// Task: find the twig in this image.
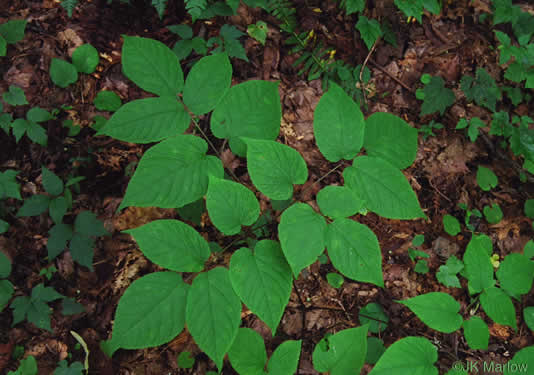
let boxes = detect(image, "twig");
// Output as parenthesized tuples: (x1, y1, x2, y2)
(360, 37, 381, 105)
(368, 59, 415, 93)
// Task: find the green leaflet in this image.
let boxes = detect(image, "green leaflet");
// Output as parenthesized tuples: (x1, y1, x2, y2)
(49, 58, 78, 88)
(479, 286, 517, 329)
(524, 307, 534, 331)
(398, 292, 463, 333)
(356, 16, 382, 50)
(344, 156, 424, 219)
(119, 135, 223, 210)
(107, 272, 189, 355)
(463, 235, 495, 294)
(363, 112, 418, 170)
(312, 326, 368, 375)
(183, 53, 232, 115)
(0, 280, 14, 311)
(504, 346, 534, 375)
(279, 203, 326, 277)
(496, 253, 534, 296)
(186, 267, 242, 371)
(97, 97, 190, 143)
(369, 337, 438, 375)
(244, 138, 308, 200)
(229, 241, 292, 333)
(228, 328, 301, 375)
(326, 219, 384, 287)
(206, 176, 260, 235)
(316, 185, 363, 219)
(359, 303, 389, 333)
(476, 166, 498, 191)
(462, 316, 489, 350)
(211, 81, 281, 156)
(72, 44, 99, 74)
(313, 82, 365, 162)
(125, 220, 210, 272)
(42, 167, 63, 196)
(122, 36, 184, 97)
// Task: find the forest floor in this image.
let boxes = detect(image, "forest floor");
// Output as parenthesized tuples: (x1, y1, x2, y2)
(0, 0, 533, 374)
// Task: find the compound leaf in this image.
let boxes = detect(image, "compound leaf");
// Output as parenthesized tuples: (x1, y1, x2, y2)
(206, 176, 260, 235)
(186, 267, 241, 371)
(279, 203, 327, 278)
(313, 82, 364, 162)
(364, 112, 418, 169)
(398, 292, 463, 333)
(229, 240, 292, 333)
(108, 272, 189, 354)
(120, 135, 223, 209)
(211, 80, 281, 156)
(344, 156, 424, 219)
(125, 219, 210, 272)
(326, 219, 384, 287)
(368, 336, 438, 375)
(183, 53, 232, 115)
(244, 138, 308, 200)
(97, 97, 190, 143)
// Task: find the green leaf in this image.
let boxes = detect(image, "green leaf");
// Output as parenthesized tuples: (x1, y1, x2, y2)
(313, 82, 364, 162)
(476, 166, 498, 191)
(436, 255, 463, 288)
(206, 176, 260, 235)
(8, 355, 37, 375)
(525, 199, 534, 218)
(480, 286, 517, 329)
(483, 203, 503, 224)
(364, 112, 418, 169)
(125, 219, 210, 272)
(121, 36, 184, 97)
(247, 21, 268, 45)
(420, 76, 455, 116)
(27, 107, 52, 123)
(443, 214, 461, 235)
(17, 195, 50, 217)
(97, 97, 190, 143)
(0, 35, 5, 56)
(0, 170, 21, 200)
(0, 113, 12, 134)
(368, 336, 438, 375)
(49, 196, 68, 223)
(462, 316, 489, 350)
(366, 337, 385, 365)
(326, 272, 344, 288)
(0, 251, 11, 278)
(54, 360, 84, 375)
(12, 284, 63, 331)
(108, 272, 189, 354)
(415, 259, 429, 273)
(524, 307, 534, 331)
(344, 156, 424, 219)
(279, 203, 327, 278)
(423, 0, 440, 14)
(186, 267, 242, 371)
(0, 280, 14, 311)
(394, 0, 424, 23)
(72, 44, 99, 74)
(220, 24, 248, 61)
(326, 219, 384, 287)
(3, 85, 28, 106)
(228, 328, 267, 375)
(69, 233, 95, 269)
(94, 91, 122, 112)
(398, 292, 463, 333)
(359, 303, 388, 333)
(504, 346, 534, 375)
(343, 0, 365, 14)
(74, 211, 108, 237)
(0, 19, 27, 44)
(312, 326, 368, 375)
(183, 53, 232, 115)
(356, 16, 382, 50)
(47, 223, 74, 259)
(120, 135, 223, 209)
(42, 167, 64, 196)
(316, 185, 363, 219)
(176, 198, 205, 225)
(230, 241, 292, 333)
(152, 0, 168, 18)
(496, 253, 534, 296)
(177, 351, 195, 369)
(267, 340, 301, 375)
(50, 58, 78, 88)
(463, 235, 495, 294)
(244, 138, 308, 200)
(460, 68, 500, 112)
(168, 24, 193, 39)
(0, 219, 8, 234)
(211, 81, 281, 156)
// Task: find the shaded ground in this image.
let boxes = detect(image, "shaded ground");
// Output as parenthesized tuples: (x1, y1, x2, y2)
(1, 0, 533, 374)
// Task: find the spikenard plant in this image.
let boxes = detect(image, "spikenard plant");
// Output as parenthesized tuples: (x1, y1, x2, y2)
(93, 35, 440, 373)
